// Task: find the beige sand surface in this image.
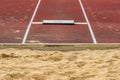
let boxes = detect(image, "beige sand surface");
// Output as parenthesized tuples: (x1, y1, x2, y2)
(0, 48, 120, 80)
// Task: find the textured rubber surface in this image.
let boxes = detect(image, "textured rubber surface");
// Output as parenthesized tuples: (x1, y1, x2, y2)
(0, 0, 38, 43)
(0, 0, 120, 43)
(34, 0, 86, 22)
(27, 24, 93, 43)
(83, 0, 120, 43)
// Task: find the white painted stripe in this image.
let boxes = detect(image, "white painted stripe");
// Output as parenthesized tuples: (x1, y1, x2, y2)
(32, 22, 43, 24)
(22, 0, 42, 44)
(75, 22, 87, 25)
(78, 0, 97, 44)
(32, 22, 87, 25)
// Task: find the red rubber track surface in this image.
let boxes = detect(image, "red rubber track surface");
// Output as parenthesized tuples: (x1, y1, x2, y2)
(34, 0, 86, 22)
(27, 25, 92, 43)
(0, 0, 38, 43)
(0, 0, 120, 43)
(83, 0, 120, 43)
(27, 0, 93, 43)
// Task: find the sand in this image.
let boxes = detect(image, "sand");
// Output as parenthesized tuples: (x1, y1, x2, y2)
(0, 48, 120, 80)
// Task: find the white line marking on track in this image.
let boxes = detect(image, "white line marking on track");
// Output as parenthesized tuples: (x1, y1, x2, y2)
(32, 22, 43, 24)
(75, 22, 87, 25)
(78, 0, 97, 44)
(22, 0, 42, 44)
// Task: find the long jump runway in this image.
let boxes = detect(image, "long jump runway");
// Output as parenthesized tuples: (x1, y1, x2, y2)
(0, 0, 120, 44)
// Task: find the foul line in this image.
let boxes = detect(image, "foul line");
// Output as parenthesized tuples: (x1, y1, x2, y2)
(75, 22, 87, 25)
(22, 0, 42, 44)
(32, 22, 43, 24)
(78, 0, 97, 44)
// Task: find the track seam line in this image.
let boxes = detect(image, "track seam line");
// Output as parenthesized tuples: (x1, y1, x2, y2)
(22, 0, 42, 44)
(78, 0, 97, 44)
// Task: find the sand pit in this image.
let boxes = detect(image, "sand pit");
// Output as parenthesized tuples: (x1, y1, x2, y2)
(0, 48, 120, 80)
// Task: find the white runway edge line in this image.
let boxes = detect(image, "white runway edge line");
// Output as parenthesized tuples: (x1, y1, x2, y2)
(22, 0, 42, 44)
(78, 0, 97, 44)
